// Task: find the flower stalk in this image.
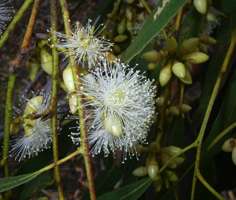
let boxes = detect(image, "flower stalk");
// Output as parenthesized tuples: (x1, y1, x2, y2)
(50, 0, 65, 199)
(58, 0, 96, 199)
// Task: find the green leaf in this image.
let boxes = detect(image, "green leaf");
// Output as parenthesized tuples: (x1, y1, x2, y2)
(121, 0, 187, 62)
(19, 172, 53, 200)
(98, 178, 152, 200)
(0, 171, 42, 193)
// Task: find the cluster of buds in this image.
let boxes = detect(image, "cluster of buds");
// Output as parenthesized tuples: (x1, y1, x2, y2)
(222, 138, 236, 165)
(62, 66, 79, 114)
(132, 144, 184, 192)
(106, 0, 154, 54)
(143, 36, 212, 87)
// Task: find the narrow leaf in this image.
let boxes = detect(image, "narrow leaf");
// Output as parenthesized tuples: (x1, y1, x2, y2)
(98, 178, 152, 200)
(121, 0, 187, 62)
(0, 171, 41, 193)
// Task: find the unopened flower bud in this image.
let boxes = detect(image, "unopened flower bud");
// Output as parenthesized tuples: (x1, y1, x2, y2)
(193, 0, 207, 14)
(114, 34, 128, 43)
(23, 96, 44, 136)
(147, 164, 159, 180)
(165, 37, 177, 53)
(168, 106, 180, 116)
(104, 114, 123, 137)
(63, 66, 77, 93)
(148, 63, 157, 71)
(179, 69, 192, 85)
(184, 52, 209, 64)
(24, 96, 43, 115)
(117, 18, 126, 35)
(142, 50, 160, 62)
(181, 38, 199, 54)
(222, 138, 236, 152)
(159, 64, 172, 87)
(165, 170, 178, 182)
(41, 49, 53, 75)
(232, 147, 236, 165)
(180, 104, 192, 113)
(132, 166, 147, 177)
(172, 62, 186, 79)
(69, 94, 78, 114)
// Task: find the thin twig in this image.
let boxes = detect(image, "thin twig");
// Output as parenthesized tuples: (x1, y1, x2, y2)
(0, 0, 34, 48)
(207, 121, 236, 150)
(50, 0, 65, 199)
(1, 75, 16, 177)
(1, 0, 41, 178)
(190, 34, 236, 200)
(58, 1, 96, 199)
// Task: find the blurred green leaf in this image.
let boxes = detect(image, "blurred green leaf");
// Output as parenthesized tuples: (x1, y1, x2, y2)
(97, 178, 152, 200)
(19, 172, 53, 200)
(0, 171, 42, 193)
(121, 0, 187, 62)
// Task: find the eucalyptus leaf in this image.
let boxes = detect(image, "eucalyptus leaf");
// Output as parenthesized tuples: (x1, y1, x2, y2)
(97, 178, 152, 200)
(121, 0, 187, 62)
(0, 171, 42, 193)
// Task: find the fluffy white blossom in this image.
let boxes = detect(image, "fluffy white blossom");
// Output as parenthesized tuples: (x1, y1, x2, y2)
(0, 1, 13, 34)
(79, 60, 156, 159)
(55, 19, 113, 69)
(11, 95, 52, 161)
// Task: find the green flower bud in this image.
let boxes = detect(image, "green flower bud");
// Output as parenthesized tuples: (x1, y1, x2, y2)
(23, 96, 44, 136)
(159, 63, 172, 87)
(232, 147, 236, 165)
(147, 164, 159, 180)
(168, 106, 180, 116)
(180, 38, 199, 54)
(193, 0, 207, 14)
(142, 50, 160, 62)
(114, 34, 128, 43)
(63, 66, 77, 93)
(69, 94, 78, 114)
(165, 170, 178, 182)
(183, 52, 209, 64)
(41, 49, 53, 75)
(180, 104, 192, 113)
(148, 63, 157, 71)
(165, 37, 177, 53)
(126, 20, 133, 32)
(132, 166, 147, 177)
(222, 138, 236, 152)
(172, 62, 186, 79)
(179, 69, 192, 85)
(126, 7, 133, 20)
(117, 18, 126, 35)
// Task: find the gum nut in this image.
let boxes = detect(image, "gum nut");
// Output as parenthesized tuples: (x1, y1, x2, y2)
(69, 94, 78, 114)
(142, 50, 160, 62)
(172, 62, 186, 79)
(63, 66, 76, 93)
(24, 96, 44, 115)
(222, 138, 236, 152)
(147, 164, 159, 180)
(193, 0, 207, 14)
(132, 166, 147, 177)
(184, 52, 209, 64)
(232, 147, 236, 165)
(159, 64, 172, 87)
(41, 49, 53, 75)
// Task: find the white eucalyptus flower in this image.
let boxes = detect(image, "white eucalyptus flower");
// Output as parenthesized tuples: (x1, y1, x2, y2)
(0, 1, 13, 35)
(55, 19, 113, 69)
(79, 60, 156, 159)
(11, 95, 52, 161)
